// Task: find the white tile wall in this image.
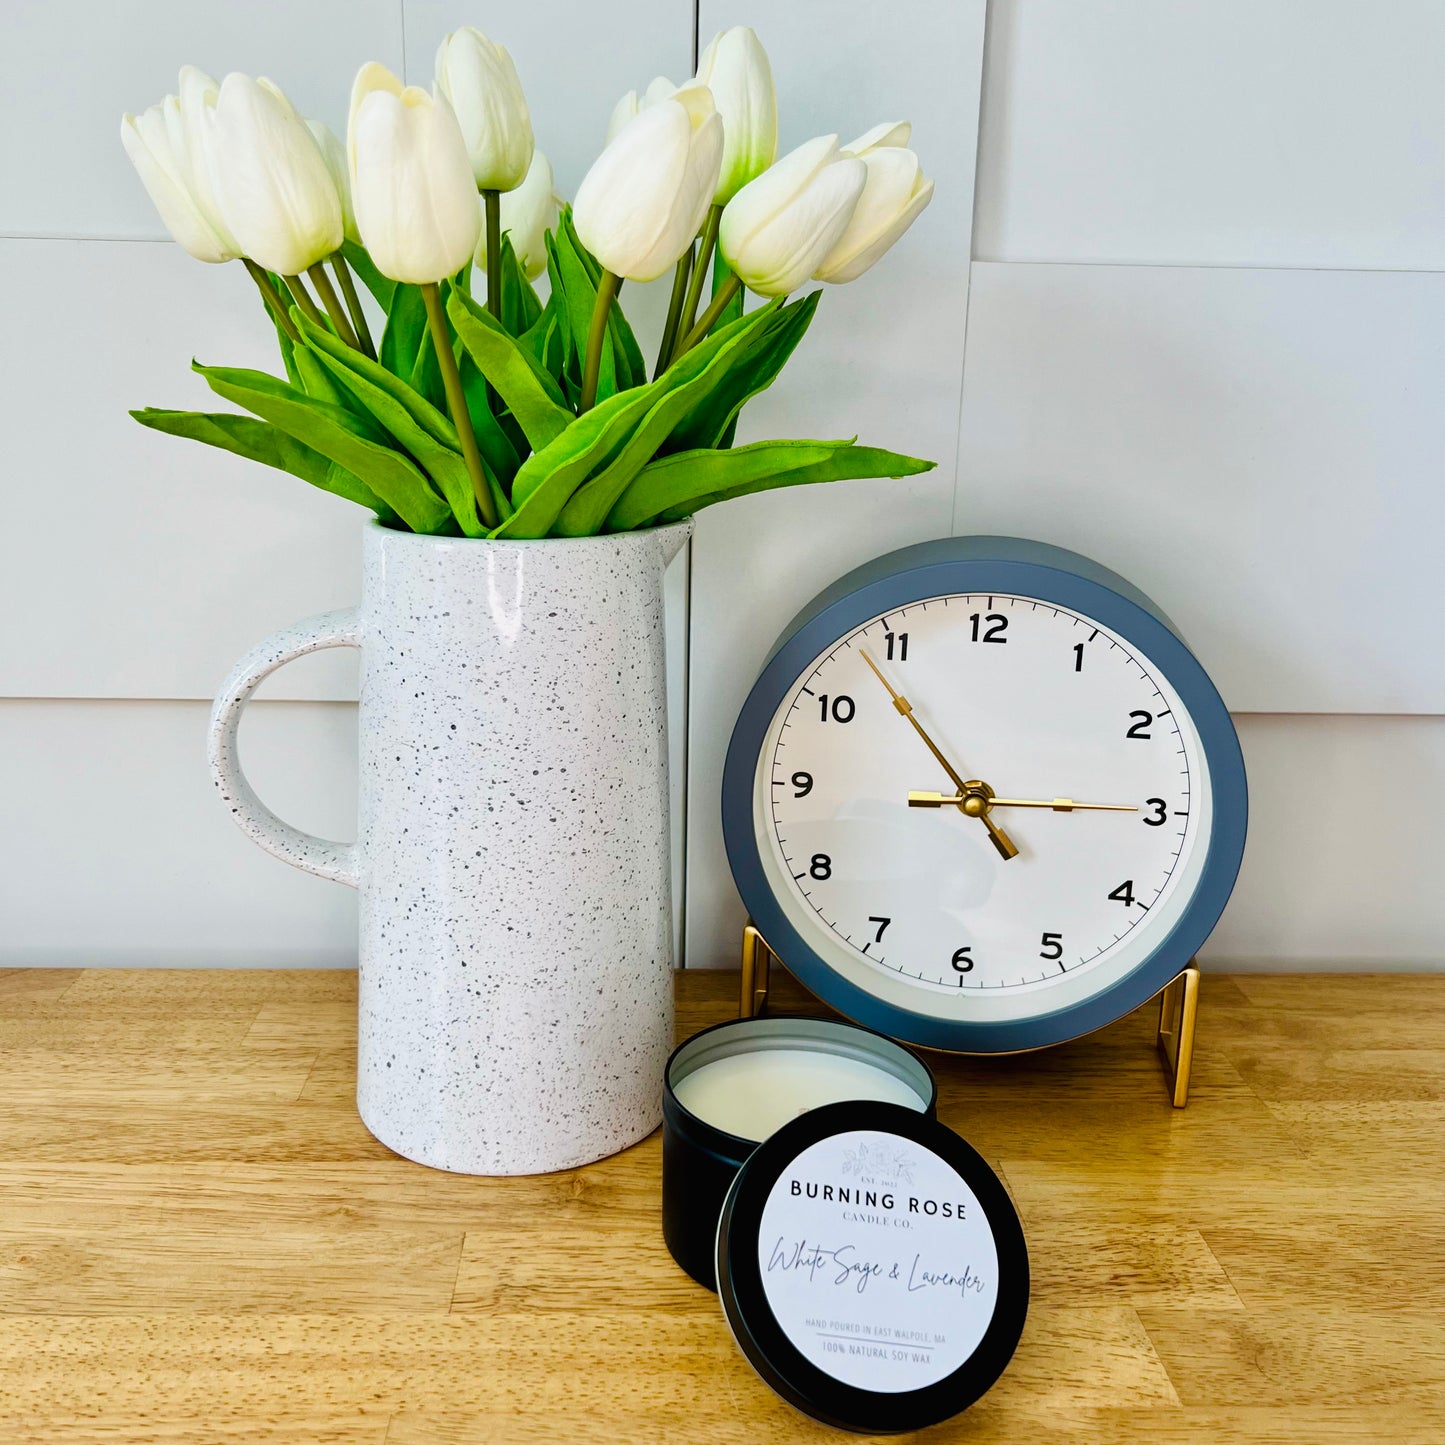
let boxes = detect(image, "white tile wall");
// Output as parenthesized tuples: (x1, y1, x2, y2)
(1, 1, 1442, 972)
(1212, 714, 1445, 968)
(0, 698, 358, 967)
(683, 0, 989, 970)
(974, 0, 1445, 269)
(2, 0, 404, 239)
(955, 262, 1445, 715)
(0, 238, 362, 701)
(9, 702, 1442, 971)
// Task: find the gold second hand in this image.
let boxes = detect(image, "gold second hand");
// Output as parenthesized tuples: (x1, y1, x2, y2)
(858, 648, 1019, 861)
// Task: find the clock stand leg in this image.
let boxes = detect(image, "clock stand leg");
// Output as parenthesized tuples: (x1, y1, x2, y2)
(1156, 963, 1201, 1108)
(739, 922, 773, 1020)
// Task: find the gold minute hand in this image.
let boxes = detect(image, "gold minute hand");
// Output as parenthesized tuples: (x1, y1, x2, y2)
(909, 791, 1139, 813)
(858, 648, 1020, 861)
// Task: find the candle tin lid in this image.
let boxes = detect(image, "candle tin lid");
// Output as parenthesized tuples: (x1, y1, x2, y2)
(715, 1100, 1028, 1434)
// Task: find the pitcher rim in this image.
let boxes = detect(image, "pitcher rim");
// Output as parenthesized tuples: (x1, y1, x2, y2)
(364, 518, 693, 549)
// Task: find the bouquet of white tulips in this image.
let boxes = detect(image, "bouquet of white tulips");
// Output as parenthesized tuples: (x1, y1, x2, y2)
(124, 26, 936, 539)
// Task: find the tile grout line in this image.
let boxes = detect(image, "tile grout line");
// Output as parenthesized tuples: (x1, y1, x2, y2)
(949, 0, 994, 537)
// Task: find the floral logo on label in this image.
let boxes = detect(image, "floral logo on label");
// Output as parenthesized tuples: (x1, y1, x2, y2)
(841, 1140, 914, 1188)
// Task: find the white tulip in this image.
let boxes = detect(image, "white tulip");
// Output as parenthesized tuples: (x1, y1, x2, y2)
(815, 123, 934, 284)
(434, 27, 534, 192)
(176, 67, 242, 257)
(475, 149, 558, 282)
(348, 62, 482, 285)
(605, 76, 677, 145)
(686, 26, 776, 204)
(573, 87, 723, 283)
(207, 74, 343, 277)
(307, 118, 359, 244)
(719, 135, 865, 297)
(844, 120, 913, 155)
(120, 96, 237, 263)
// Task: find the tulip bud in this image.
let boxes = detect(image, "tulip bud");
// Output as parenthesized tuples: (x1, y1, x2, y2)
(719, 135, 865, 297)
(207, 74, 343, 278)
(307, 118, 359, 245)
(176, 67, 243, 257)
(348, 62, 482, 285)
(475, 149, 559, 282)
(605, 76, 677, 146)
(573, 87, 723, 283)
(814, 123, 934, 284)
(434, 27, 534, 192)
(120, 97, 237, 263)
(687, 26, 777, 204)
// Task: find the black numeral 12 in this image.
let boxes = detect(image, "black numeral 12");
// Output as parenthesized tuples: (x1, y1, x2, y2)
(969, 613, 1008, 643)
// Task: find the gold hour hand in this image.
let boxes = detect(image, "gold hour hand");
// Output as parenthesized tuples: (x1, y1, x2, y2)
(859, 648, 1020, 861)
(910, 791, 1139, 813)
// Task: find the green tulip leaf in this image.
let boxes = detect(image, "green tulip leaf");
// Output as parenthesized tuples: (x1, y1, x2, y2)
(493, 386, 657, 539)
(409, 326, 449, 414)
(457, 346, 524, 487)
(667, 291, 821, 456)
(545, 227, 615, 402)
(521, 294, 569, 403)
(295, 315, 484, 537)
(292, 337, 365, 417)
(341, 240, 396, 312)
(193, 362, 453, 535)
(380, 283, 429, 381)
(447, 287, 574, 452)
(607, 440, 936, 532)
(553, 301, 784, 537)
(130, 407, 398, 523)
(555, 209, 645, 387)
(498, 234, 543, 337)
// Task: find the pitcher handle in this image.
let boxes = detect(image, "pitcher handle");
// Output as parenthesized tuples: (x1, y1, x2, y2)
(207, 608, 363, 888)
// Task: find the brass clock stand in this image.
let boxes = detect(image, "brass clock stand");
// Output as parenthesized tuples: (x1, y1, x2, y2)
(738, 923, 1201, 1108)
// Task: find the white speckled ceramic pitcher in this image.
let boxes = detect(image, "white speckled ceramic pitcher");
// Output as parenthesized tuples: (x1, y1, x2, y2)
(208, 519, 691, 1175)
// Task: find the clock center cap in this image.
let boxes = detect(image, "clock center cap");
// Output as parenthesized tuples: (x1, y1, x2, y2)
(960, 780, 996, 817)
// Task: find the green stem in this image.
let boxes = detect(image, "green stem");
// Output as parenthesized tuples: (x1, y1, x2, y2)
(578, 268, 622, 415)
(306, 262, 361, 350)
(421, 282, 499, 530)
(243, 259, 300, 342)
(673, 203, 723, 361)
(483, 190, 502, 321)
(654, 245, 694, 381)
(330, 254, 376, 359)
(671, 272, 743, 361)
(283, 274, 326, 330)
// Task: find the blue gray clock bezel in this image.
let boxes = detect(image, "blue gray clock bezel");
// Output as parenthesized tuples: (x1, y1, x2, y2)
(721, 535, 1248, 1054)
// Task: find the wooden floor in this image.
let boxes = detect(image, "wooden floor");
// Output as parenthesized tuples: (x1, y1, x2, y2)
(0, 968, 1441, 1443)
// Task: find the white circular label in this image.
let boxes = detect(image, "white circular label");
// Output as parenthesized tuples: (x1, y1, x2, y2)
(755, 1129, 1000, 1392)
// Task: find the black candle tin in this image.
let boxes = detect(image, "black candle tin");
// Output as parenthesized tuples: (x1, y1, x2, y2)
(715, 1100, 1030, 1433)
(662, 1016, 937, 1291)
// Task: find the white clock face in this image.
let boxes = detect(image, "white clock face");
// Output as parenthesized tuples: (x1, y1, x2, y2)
(752, 593, 1213, 1024)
